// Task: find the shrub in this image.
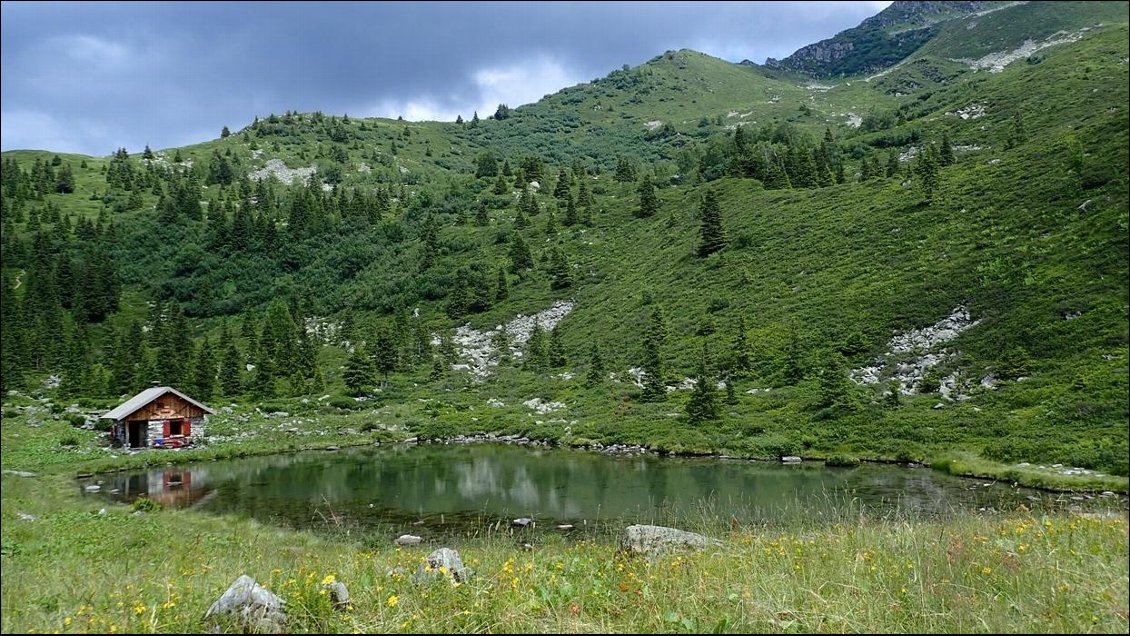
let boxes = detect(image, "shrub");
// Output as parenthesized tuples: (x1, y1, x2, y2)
(327, 396, 362, 411)
(825, 454, 861, 468)
(131, 497, 162, 513)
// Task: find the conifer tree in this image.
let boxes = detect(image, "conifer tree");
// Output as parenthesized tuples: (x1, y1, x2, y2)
(493, 327, 512, 364)
(373, 325, 398, 387)
(724, 374, 738, 405)
(563, 194, 578, 226)
(697, 190, 727, 257)
(585, 344, 605, 387)
(614, 156, 637, 182)
(686, 342, 721, 424)
(915, 144, 940, 202)
(219, 324, 243, 398)
(545, 210, 558, 237)
(496, 266, 509, 301)
(343, 343, 374, 395)
(191, 337, 217, 400)
(553, 167, 571, 201)
(525, 320, 547, 370)
(548, 325, 566, 367)
(782, 324, 805, 385)
(731, 315, 752, 376)
(549, 247, 573, 289)
(816, 351, 857, 412)
(577, 179, 593, 208)
(508, 233, 533, 272)
(641, 306, 668, 402)
(886, 151, 900, 178)
(493, 173, 509, 195)
(939, 132, 955, 166)
(635, 174, 659, 218)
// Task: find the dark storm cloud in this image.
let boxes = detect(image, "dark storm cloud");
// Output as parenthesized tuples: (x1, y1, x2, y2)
(1, 1, 889, 156)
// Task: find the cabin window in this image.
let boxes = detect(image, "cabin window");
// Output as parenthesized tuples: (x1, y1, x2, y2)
(169, 419, 184, 436)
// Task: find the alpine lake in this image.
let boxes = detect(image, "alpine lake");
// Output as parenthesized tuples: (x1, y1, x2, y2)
(80, 443, 1125, 542)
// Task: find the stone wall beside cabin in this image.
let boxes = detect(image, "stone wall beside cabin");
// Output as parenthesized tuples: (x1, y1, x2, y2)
(145, 416, 207, 447)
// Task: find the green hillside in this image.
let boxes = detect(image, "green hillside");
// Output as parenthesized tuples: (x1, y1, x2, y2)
(1, 1, 1127, 486)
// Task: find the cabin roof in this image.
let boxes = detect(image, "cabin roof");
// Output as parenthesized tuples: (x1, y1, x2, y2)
(101, 386, 215, 421)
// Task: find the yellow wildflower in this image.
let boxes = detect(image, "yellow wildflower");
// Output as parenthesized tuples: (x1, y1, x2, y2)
(387, 594, 399, 608)
(321, 574, 336, 586)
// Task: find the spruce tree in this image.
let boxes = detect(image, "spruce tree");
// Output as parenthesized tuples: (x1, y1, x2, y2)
(508, 233, 533, 272)
(614, 156, 637, 182)
(219, 327, 243, 398)
(686, 343, 721, 424)
(496, 266, 509, 301)
(724, 375, 738, 405)
(343, 344, 374, 395)
(549, 247, 573, 289)
(493, 173, 509, 195)
(553, 167, 571, 201)
(939, 132, 955, 166)
(548, 326, 566, 367)
(886, 151, 900, 178)
(697, 190, 727, 257)
(191, 337, 216, 400)
(585, 344, 605, 386)
(816, 351, 856, 412)
(493, 327, 512, 364)
(915, 144, 940, 202)
(731, 315, 752, 376)
(641, 306, 668, 402)
(635, 174, 659, 218)
(577, 179, 593, 208)
(782, 324, 805, 385)
(525, 320, 547, 369)
(563, 194, 578, 226)
(373, 325, 398, 387)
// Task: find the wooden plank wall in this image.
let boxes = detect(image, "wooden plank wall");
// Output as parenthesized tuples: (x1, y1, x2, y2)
(127, 394, 205, 421)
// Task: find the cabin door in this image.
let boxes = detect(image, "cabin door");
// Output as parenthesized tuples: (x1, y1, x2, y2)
(128, 420, 147, 448)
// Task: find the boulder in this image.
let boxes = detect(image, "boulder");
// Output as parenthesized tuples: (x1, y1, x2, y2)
(412, 547, 468, 584)
(203, 575, 286, 633)
(395, 534, 423, 546)
(618, 524, 719, 557)
(327, 581, 350, 611)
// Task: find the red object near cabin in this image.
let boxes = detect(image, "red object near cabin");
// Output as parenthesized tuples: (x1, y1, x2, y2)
(153, 418, 192, 449)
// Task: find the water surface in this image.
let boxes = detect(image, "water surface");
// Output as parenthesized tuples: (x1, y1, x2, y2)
(82, 443, 1116, 539)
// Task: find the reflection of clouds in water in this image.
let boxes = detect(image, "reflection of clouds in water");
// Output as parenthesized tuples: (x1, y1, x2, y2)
(453, 459, 543, 512)
(507, 465, 541, 510)
(455, 458, 500, 499)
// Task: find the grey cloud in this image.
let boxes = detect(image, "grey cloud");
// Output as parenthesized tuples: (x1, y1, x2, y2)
(1, 1, 888, 156)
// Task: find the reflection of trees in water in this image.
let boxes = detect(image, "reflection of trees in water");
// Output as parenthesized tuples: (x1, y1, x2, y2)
(88, 445, 1086, 536)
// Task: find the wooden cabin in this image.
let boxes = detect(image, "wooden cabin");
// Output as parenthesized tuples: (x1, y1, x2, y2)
(101, 386, 214, 449)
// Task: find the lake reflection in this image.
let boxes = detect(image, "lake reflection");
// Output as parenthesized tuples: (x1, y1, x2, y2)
(81, 444, 1111, 537)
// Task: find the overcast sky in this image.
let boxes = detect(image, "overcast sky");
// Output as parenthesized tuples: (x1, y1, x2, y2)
(1, 1, 891, 157)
